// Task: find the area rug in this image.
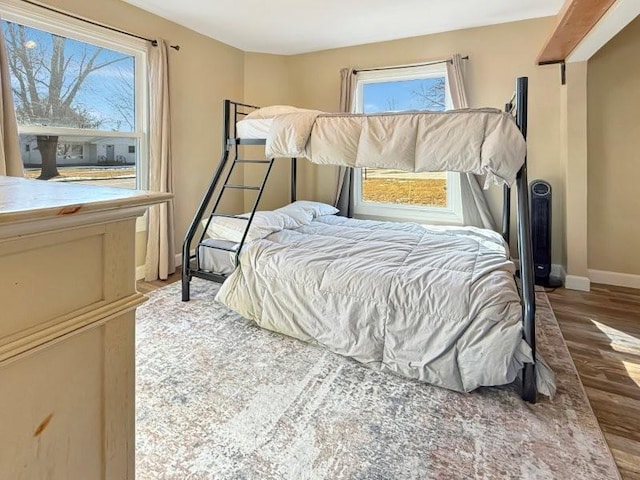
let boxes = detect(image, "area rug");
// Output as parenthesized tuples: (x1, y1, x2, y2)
(136, 279, 621, 480)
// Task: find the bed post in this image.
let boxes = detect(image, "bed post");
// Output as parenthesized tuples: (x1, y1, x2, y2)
(502, 185, 511, 243)
(291, 157, 297, 203)
(514, 77, 537, 403)
(501, 103, 513, 243)
(181, 99, 232, 301)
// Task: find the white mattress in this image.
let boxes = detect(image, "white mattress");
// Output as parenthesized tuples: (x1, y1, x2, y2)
(197, 238, 237, 275)
(237, 118, 271, 139)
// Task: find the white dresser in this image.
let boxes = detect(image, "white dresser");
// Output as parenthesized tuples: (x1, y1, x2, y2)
(0, 176, 170, 479)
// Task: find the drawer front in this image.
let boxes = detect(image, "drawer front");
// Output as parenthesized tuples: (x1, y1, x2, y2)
(0, 326, 103, 479)
(0, 233, 103, 338)
(0, 220, 136, 355)
(0, 311, 135, 480)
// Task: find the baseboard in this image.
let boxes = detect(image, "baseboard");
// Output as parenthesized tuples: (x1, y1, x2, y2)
(564, 275, 591, 292)
(136, 252, 185, 281)
(588, 269, 640, 289)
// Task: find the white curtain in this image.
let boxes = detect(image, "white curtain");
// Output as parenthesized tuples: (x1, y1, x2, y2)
(446, 54, 497, 231)
(334, 67, 356, 216)
(145, 40, 176, 281)
(0, 17, 23, 177)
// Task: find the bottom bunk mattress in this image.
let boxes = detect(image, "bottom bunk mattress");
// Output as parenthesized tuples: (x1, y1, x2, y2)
(198, 238, 237, 275)
(215, 215, 555, 396)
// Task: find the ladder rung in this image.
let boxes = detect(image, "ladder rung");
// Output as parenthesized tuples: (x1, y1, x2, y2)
(235, 160, 271, 164)
(210, 213, 249, 220)
(191, 270, 229, 283)
(224, 184, 261, 190)
(227, 138, 266, 146)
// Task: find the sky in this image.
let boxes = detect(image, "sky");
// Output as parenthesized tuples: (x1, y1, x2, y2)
(2, 20, 135, 132)
(362, 77, 445, 114)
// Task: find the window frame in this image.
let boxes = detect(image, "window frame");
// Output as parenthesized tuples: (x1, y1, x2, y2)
(352, 63, 463, 225)
(0, 0, 149, 190)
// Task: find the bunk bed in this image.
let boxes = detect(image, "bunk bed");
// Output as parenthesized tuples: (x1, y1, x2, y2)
(182, 77, 550, 403)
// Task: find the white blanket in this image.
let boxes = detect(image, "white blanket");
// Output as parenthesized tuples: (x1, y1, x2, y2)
(216, 215, 555, 395)
(265, 109, 526, 187)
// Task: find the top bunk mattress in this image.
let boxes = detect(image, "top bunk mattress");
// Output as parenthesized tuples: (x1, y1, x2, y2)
(236, 106, 526, 187)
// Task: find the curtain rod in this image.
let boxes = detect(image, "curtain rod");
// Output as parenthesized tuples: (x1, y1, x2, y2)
(353, 56, 468, 74)
(18, 0, 180, 51)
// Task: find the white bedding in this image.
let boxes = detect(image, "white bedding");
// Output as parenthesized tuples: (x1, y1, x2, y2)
(198, 239, 236, 275)
(236, 107, 526, 187)
(237, 118, 272, 139)
(199, 202, 339, 274)
(215, 214, 555, 396)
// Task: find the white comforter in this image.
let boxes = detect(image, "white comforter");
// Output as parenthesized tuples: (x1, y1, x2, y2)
(265, 109, 526, 187)
(216, 215, 555, 395)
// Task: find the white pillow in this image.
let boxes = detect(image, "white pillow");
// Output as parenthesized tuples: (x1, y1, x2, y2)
(274, 203, 314, 225)
(202, 211, 294, 243)
(246, 105, 321, 120)
(289, 201, 339, 218)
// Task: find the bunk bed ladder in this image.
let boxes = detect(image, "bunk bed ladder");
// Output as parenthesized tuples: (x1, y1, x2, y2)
(182, 155, 274, 301)
(182, 99, 271, 301)
(203, 155, 274, 255)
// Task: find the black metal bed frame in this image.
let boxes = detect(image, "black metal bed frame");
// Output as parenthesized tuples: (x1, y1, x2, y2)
(181, 77, 537, 403)
(180, 100, 295, 289)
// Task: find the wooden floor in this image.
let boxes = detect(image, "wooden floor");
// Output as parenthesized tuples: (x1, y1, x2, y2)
(137, 273, 180, 295)
(548, 284, 640, 480)
(139, 275, 640, 479)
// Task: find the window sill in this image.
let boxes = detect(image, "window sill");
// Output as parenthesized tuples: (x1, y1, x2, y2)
(354, 211, 464, 226)
(354, 198, 463, 226)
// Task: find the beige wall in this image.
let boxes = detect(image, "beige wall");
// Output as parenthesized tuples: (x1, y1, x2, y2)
(38, 0, 246, 268)
(562, 61, 589, 285)
(587, 16, 640, 275)
(243, 53, 297, 210)
(251, 17, 565, 264)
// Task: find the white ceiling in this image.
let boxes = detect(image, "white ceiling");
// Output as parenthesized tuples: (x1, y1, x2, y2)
(123, 0, 564, 55)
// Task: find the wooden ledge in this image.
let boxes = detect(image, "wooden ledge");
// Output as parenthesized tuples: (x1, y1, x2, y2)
(537, 0, 618, 64)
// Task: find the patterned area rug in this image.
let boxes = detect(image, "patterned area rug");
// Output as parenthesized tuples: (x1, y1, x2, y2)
(136, 279, 620, 480)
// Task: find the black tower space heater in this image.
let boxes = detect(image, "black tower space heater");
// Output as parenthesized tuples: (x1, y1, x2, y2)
(530, 180, 558, 287)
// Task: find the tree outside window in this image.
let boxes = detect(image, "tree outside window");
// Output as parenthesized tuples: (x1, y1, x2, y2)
(2, 19, 140, 188)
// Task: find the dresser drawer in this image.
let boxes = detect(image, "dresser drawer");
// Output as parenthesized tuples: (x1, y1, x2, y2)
(0, 311, 135, 480)
(0, 219, 136, 356)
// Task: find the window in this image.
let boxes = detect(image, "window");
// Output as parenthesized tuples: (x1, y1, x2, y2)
(353, 63, 462, 224)
(1, 1, 148, 190)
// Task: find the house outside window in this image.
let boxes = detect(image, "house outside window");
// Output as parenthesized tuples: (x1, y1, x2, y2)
(353, 63, 462, 224)
(0, 0, 148, 190)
